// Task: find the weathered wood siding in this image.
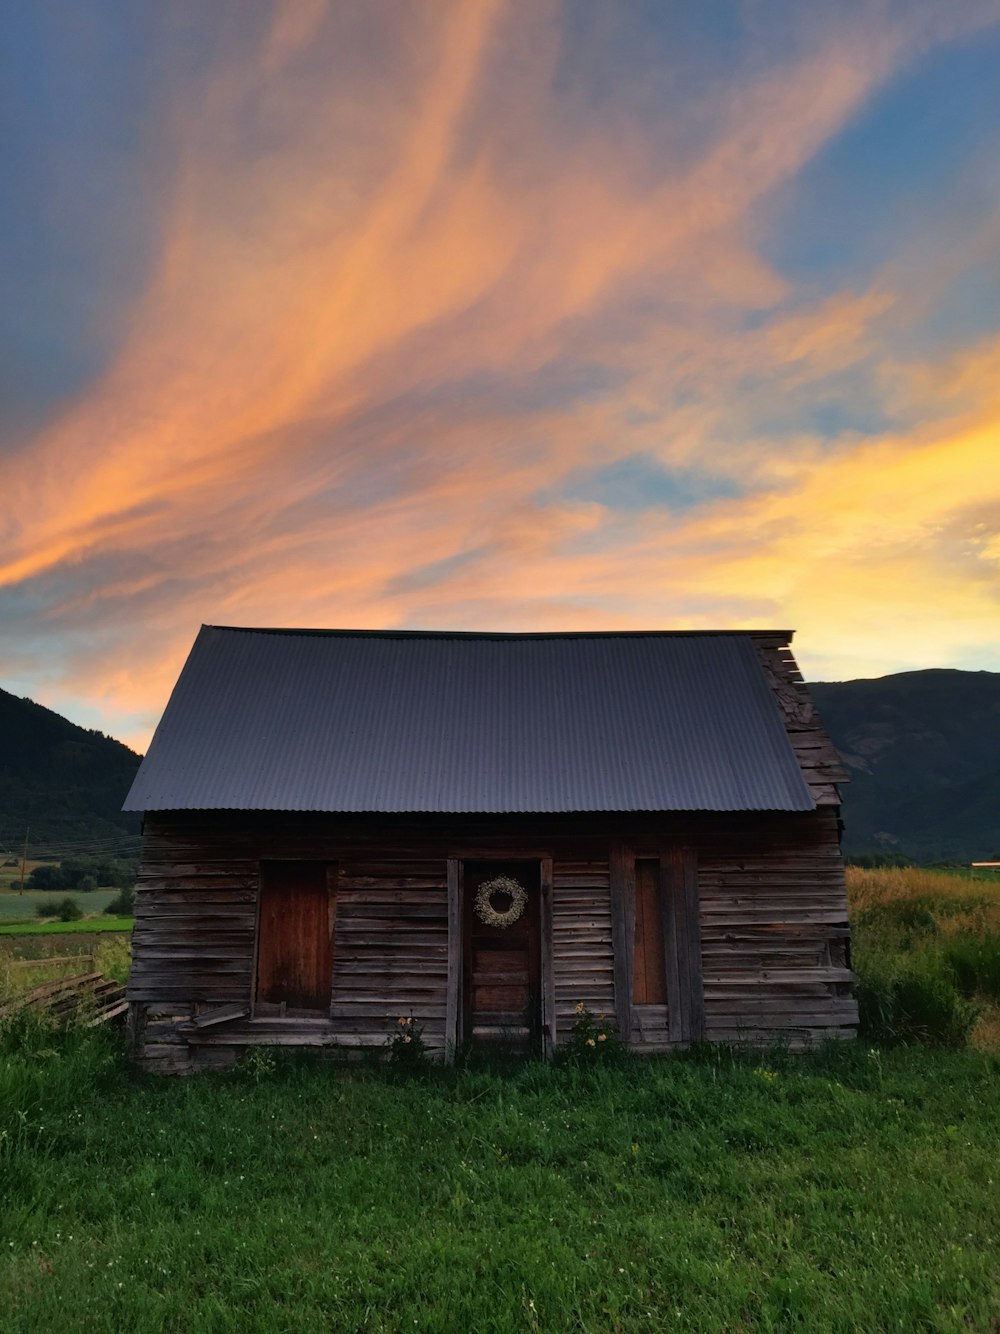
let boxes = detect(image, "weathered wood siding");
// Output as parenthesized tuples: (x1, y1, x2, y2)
(127, 822, 259, 1072)
(753, 634, 848, 807)
(129, 822, 453, 1068)
(128, 810, 856, 1071)
(332, 856, 449, 1052)
(551, 858, 613, 1041)
(698, 808, 856, 1046)
(129, 844, 257, 1008)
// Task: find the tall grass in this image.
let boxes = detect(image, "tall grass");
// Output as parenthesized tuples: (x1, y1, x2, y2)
(847, 866, 1000, 1049)
(0, 935, 130, 998)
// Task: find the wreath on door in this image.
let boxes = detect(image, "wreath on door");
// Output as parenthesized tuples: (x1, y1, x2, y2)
(474, 875, 528, 929)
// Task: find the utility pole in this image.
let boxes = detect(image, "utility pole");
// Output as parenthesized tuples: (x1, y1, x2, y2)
(19, 827, 28, 895)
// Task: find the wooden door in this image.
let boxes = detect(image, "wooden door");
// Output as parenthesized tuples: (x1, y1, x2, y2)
(256, 861, 333, 1011)
(463, 861, 540, 1052)
(631, 858, 669, 1043)
(633, 859, 667, 1005)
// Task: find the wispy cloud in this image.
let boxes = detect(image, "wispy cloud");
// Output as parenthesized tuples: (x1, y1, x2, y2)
(1, 0, 998, 745)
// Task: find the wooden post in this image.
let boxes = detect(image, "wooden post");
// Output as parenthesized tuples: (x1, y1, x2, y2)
(249, 864, 263, 1016)
(661, 849, 684, 1043)
(609, 843, 636, 1044)
(682, 845, 706, 1042)
(326, 862, 339, 1016)
(661, 845, 704, 1043)
(126, 1000, 146, 1054)
(539, 856, 556, 1059)
(445, 859, 462, 1062)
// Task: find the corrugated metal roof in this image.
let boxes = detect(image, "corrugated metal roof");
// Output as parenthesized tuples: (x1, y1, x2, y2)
(123, 627, 815, 814)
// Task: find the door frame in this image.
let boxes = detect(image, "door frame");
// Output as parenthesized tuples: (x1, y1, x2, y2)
(610, 842, 705, 1046)
(445, 854, 554, 1061)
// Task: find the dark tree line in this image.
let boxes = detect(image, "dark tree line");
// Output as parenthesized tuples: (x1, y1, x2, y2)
(27, 856, 137, 892)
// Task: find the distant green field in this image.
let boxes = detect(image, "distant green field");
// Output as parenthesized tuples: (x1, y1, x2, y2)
(932, 864, 1000, 883)
(0, 917, 133, 936)
(0, 888, 120, 919)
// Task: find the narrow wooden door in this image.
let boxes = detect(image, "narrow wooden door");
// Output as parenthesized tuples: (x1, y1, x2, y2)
(463, 861, 540, 1052)
(631, 858, 670, 1043)
(633, 859, 667, 1005)
(256, 862, 333, 1011)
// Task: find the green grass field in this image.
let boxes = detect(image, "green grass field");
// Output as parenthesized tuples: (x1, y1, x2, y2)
(0, 917, 133, 936)
(1, 1027, 998, 1333)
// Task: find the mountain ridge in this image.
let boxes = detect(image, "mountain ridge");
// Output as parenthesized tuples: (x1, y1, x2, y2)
(809, 668, 1000, 861)
(0, 687, 141, 854)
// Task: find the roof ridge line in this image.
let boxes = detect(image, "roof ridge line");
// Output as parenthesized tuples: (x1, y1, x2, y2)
(202, 625, 796, 640)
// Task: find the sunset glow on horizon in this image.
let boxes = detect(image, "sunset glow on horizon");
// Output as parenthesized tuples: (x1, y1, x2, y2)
(2, 1, 1000, 750)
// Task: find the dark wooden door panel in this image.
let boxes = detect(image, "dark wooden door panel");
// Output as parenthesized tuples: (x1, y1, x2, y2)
(472, 945, 530, 1013)
(633, 859, 667, 1006)
(463, 861, 540, 1050)
(257, 861, 332, 1010)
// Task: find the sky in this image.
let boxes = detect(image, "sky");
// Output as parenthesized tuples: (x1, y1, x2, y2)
(2, 0, 999, 752)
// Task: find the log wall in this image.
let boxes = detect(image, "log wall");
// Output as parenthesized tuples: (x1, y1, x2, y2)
(128, 810, 856, 1072)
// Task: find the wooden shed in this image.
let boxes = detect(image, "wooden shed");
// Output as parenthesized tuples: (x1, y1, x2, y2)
(123, 627, 857, 1071)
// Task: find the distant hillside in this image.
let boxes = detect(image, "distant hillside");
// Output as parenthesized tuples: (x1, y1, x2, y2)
(810, 669, 1000, 863)
(0, 688, 142, 855)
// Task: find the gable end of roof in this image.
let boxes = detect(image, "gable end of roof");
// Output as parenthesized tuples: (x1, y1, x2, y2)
(124, 627, 822, 815)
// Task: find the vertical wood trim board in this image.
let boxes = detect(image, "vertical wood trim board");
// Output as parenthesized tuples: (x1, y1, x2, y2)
(660, 845, 705, 1043)
(249, 864, 263, 1014)
(445, 858, 462, 1061)
(326, 862, 339, 1015)
(661, 848, 685, 1043)
(609, 843, 636, 1041)
(539, 856, 556, 1059)
(681, 846, 705, 1040)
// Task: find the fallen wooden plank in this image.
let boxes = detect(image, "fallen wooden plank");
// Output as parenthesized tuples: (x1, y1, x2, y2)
(85, 1000, 129, 1027)
(190, 1003, 251, 1029)
(0, 972, 103, 1017)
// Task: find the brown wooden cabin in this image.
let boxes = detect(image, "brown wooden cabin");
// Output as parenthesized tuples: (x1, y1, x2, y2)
(123, 626, 857, 1072)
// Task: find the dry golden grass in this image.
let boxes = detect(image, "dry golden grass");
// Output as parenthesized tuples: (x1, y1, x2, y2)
(846, 865, 1000, 915)
(846, 868, 1000, 961)
(970, 1002, 1000, 1053)
(0, 933, 130, 998)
